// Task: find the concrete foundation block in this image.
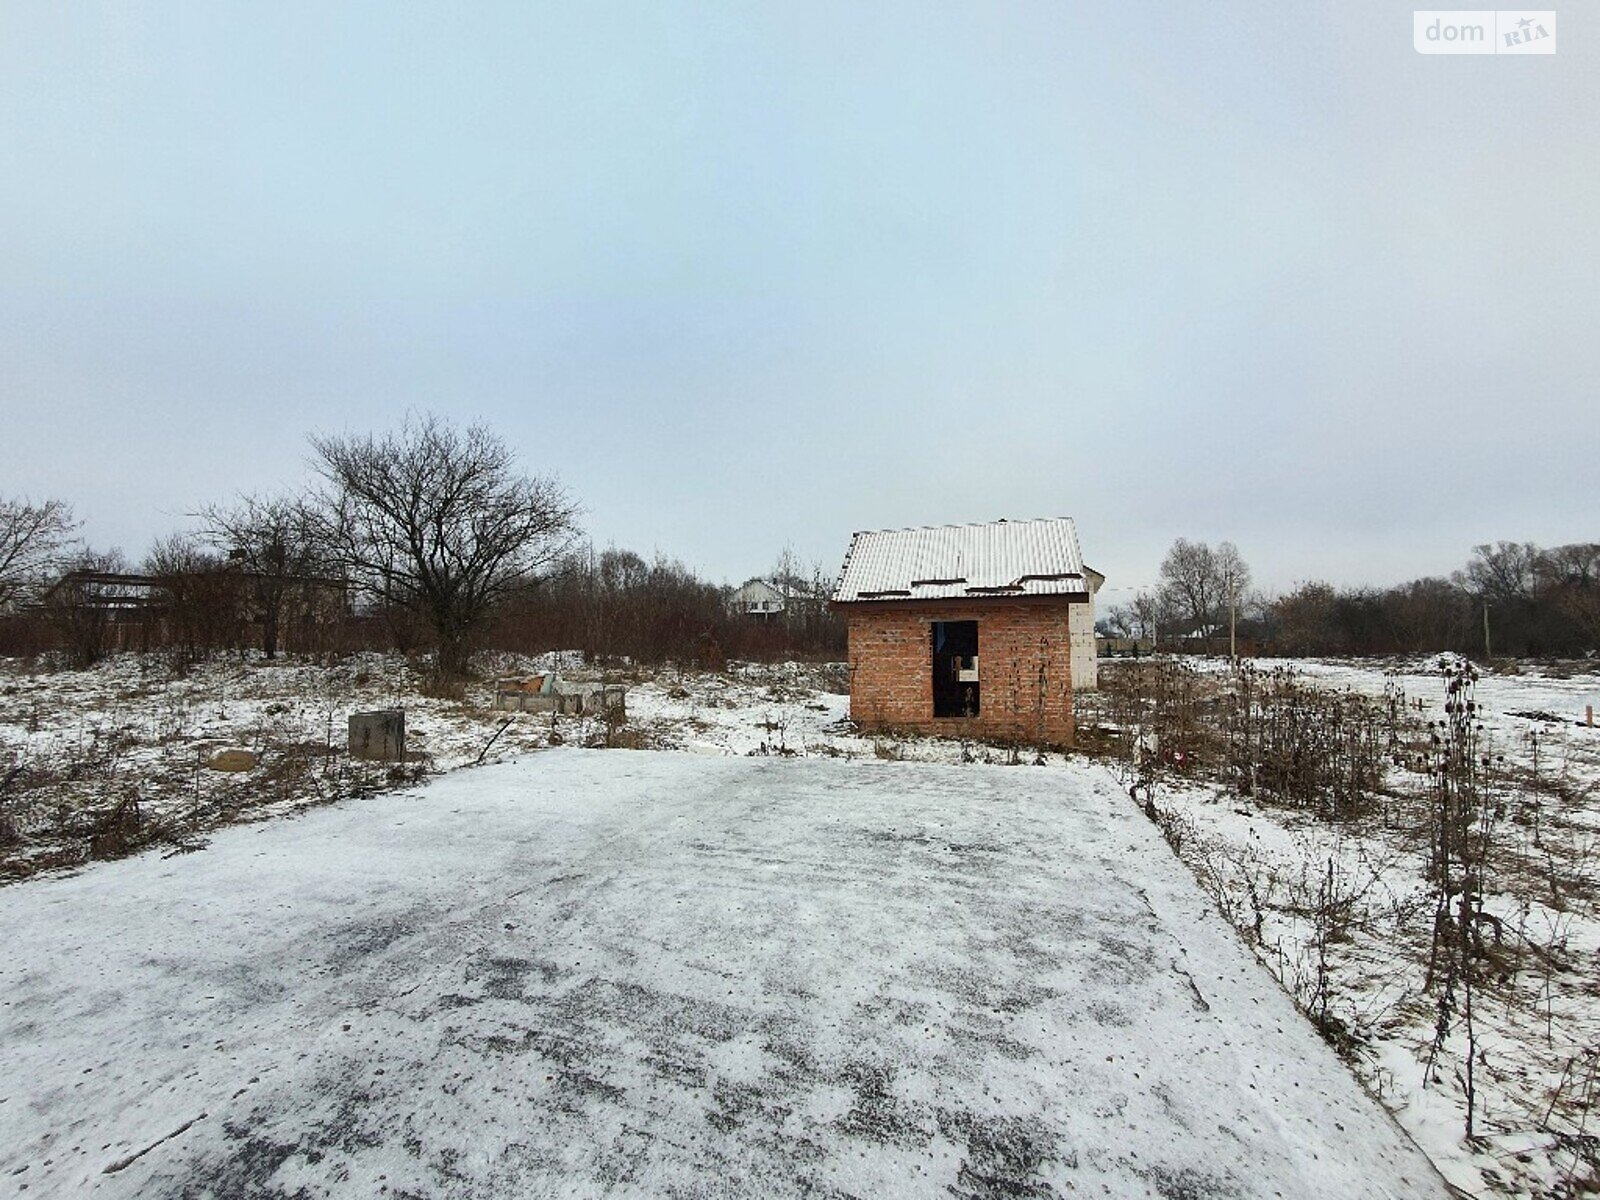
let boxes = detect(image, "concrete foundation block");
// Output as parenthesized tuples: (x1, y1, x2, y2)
(494, 682, 626, 717)
(349, 710, 406, 761)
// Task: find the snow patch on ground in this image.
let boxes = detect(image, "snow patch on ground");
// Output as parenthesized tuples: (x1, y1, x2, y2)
(0, 751, 1445, 1199)
(1152, 656, 1600, 1199)
(7, 650, 1598, 1195)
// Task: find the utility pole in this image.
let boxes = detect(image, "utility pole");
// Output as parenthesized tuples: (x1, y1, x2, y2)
(1482, 600, 1492, 661)
(1228, 572, 1238, 666)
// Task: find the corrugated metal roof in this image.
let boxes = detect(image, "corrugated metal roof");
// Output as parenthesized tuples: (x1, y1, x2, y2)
(831, 517, 1090, 603)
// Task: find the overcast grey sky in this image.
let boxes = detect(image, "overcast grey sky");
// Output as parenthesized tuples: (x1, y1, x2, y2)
(2, 2, 1594, 597)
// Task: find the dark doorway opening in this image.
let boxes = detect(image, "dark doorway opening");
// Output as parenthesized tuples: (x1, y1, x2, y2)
(931, 620, 979, 717)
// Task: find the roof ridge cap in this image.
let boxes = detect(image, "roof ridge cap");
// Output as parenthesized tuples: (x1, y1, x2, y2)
(848, 515, 1076, 538)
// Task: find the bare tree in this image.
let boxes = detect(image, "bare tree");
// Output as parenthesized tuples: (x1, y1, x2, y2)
(1459, 541, 1539, 604)
(1099, 606, 1134, 640)
(1383, 577, 1472, 652)
(1159, 539, 1219, 635)
(201, 493, 332, 658)
(0, 497, 78, 609)
(1271, 581, 1342, 655)
(1215, 541, 1251, 600)
(1104, 591, 1162, 642)
(1536, 543, 1600, 649)
(42, 548, 130, 667)
(145, 532, 247, 666)
(1133, 590, 1165, 644)
(310, 415, 580, 678)
(598, 547, 649, 593)
(1159, 538, 1250, 638)
(1457, 541, 1543, 657)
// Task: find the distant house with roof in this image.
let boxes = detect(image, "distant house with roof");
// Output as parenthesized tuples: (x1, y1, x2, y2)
(829, 517, 1101, 746)
(729, 578, 793, 618)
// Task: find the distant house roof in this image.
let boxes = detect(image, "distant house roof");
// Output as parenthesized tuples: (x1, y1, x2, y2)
(37, 571, 166, 612)
(832, 518, 1094, 604)
(730, 579, 791, 603)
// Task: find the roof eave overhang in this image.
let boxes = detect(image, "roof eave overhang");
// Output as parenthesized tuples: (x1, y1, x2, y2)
(830, 592, 1089, 614)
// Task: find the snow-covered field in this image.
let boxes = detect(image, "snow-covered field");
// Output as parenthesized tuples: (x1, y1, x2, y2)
(0, 652, 557, 877)
(1138, 657, 1600, 1200)
(0, 750, 1445, 1199)
(0, 653, 1030, 882)
(5, 650, 1600, 1197)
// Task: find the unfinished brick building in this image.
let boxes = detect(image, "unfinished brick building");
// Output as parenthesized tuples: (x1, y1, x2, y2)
(830, 518, 1101, 747)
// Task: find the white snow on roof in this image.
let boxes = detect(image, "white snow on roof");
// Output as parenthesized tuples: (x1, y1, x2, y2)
(832, 517, 1089, 603)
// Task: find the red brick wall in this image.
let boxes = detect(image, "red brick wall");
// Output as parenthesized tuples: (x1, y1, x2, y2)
(840, 601, 1077, 746)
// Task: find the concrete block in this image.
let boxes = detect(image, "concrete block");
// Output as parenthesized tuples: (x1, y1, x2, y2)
(349, 710, 406, 761)
(494, 682, 626, 717)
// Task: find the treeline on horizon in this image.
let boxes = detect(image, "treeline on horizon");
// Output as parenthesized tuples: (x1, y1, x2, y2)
(0, 416, 846, 671)
(20, 534, 1597, 668)
(3, 411, 1593, 669)
(1104, 540, 1600, 659)
(492, 546, 844, 667)
(0, 536, 847, 669)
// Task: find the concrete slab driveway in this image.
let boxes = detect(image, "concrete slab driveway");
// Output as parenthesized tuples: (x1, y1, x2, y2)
(0, 750, 1446, 1198)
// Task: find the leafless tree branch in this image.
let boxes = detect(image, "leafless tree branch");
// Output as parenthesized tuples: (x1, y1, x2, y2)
(308, 415, 580, 677)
